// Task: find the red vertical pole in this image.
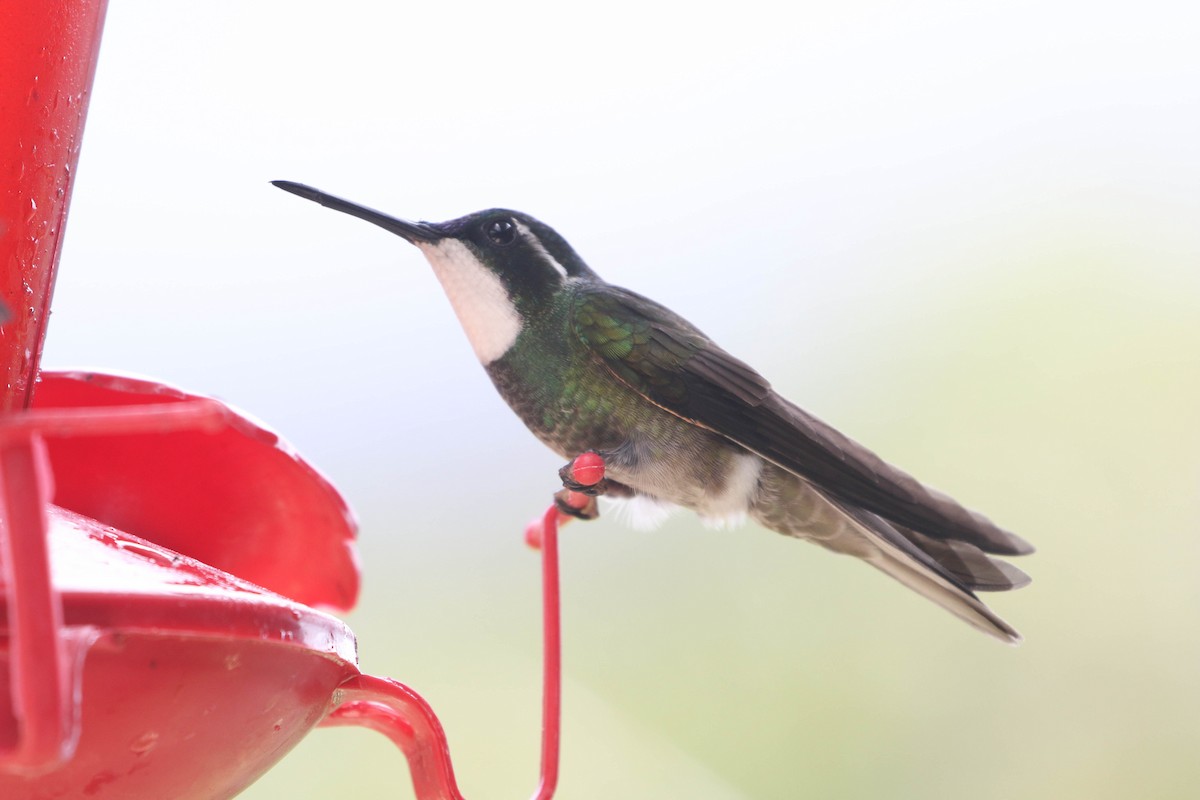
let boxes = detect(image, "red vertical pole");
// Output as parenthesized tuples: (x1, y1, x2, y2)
(0, 0, 108, 411)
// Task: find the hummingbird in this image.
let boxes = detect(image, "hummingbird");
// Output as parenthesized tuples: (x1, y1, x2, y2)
(273, 181, 1033, 643)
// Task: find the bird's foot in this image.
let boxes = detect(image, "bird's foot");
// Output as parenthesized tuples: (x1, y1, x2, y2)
(557, 450, 612, 496)
(554, 488, 600, 521)
(555, 451, 608, 520)
(527, 452, 610, 548)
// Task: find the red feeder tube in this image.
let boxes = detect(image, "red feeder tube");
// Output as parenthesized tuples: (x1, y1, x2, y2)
(0, 0, 108, 413)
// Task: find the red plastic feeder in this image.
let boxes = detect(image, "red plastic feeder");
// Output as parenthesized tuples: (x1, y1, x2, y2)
(0, 379, 576, 797)
(1, 3, 581, 798)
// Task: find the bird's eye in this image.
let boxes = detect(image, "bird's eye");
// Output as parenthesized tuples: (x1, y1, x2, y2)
(484, 218, 517, 246)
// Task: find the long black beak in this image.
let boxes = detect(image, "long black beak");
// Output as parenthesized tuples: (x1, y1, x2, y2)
(271, 181, 441, 244)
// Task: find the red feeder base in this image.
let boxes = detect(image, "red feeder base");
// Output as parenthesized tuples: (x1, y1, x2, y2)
(0, 507, 361, 799)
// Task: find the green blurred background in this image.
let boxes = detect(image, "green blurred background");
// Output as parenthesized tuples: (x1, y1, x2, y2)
(45, 1, 1198, 797)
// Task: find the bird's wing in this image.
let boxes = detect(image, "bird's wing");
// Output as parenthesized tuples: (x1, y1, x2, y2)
(571, 285, 1033, 557)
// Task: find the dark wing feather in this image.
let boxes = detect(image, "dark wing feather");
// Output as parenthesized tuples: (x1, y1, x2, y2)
(572, 285, 1033, 557)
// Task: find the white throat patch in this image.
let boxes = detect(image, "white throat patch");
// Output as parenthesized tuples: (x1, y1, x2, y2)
(417, 240, 521, 364)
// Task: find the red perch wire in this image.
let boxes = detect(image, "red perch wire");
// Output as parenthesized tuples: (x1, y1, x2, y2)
(531, 450, 605, 800)
(323, 453, 604, 800)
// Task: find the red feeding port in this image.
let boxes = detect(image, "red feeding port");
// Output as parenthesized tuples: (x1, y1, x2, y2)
(0, 2, 582, 797)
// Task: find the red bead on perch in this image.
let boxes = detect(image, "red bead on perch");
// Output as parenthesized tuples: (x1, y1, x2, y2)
(570, 451, 606, 487)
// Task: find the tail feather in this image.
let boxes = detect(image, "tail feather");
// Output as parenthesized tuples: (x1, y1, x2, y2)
(749, 462, 1030, 642)
(819, 495, 1025, 644)
(899, 525, 1031, 592)
(860, 538, 1023, 643)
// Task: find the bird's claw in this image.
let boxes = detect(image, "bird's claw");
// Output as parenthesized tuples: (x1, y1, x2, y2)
(558, 473, 614, 496)
(554, 488, 600, 521)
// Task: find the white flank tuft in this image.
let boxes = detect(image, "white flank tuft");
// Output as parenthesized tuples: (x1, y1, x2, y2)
(698, 454, 762, 528)
(601, 494, 680, 531)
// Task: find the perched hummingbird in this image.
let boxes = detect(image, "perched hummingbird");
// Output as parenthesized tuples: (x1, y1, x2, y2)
(273, 181, 1033, 643)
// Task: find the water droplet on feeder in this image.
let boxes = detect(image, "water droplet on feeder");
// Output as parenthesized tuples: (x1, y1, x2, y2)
(129, 730, 159, 756)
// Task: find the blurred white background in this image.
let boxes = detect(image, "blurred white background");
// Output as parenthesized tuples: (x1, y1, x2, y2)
(48, 1, 1200, 798)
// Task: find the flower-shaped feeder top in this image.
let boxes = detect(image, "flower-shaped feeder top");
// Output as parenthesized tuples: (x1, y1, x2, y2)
(34, 370, 360, 611)
(0, 371, 362, 798)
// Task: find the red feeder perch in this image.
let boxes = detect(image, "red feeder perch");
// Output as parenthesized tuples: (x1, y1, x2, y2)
(0, 2, 585, 797)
